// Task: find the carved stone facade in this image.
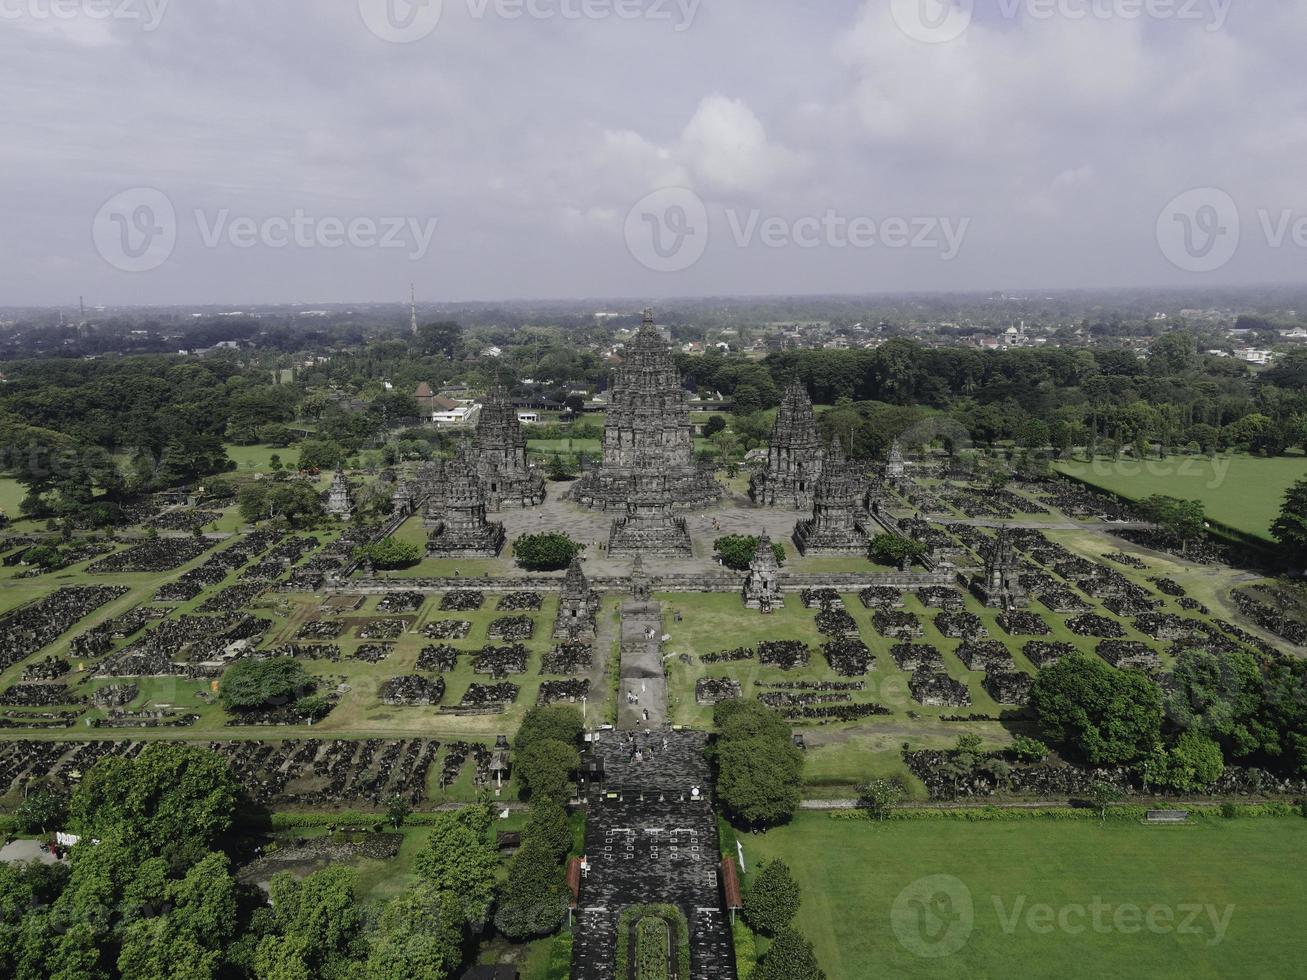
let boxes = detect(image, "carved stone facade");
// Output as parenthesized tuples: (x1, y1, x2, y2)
(475, 387, 545, 510)
(972, 527, 1028, 609)
(325, 468, 354, 518)
(571, 310, 721, 514)
(750, 381, 823, 509)
(792, 441, 870, 556)
(606, 476, 693, 558)
(886, 439, 906, 481)
(742, 535, 784, 610)
(555, 558, 600, 641)
(426, 443, 505, 558)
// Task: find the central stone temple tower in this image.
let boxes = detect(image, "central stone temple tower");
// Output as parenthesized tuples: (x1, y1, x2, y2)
(973, 526, 1028, 609)
(474, 387, 545, 510)
(750, 380, 823, 509)
(573, 310, 720, 512)
(571, 309, 720, 556)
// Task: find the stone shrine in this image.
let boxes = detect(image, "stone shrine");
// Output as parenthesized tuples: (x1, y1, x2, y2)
(325, 468, 354, 518)
(973, 527, 1028, 609)
(426, 443, 505, 558)
(474, 386, 545, 510)
(742, 535, 784, 610)
(750, 380, 823, 509)
(554, 558, 600, 641)
(792, 440, 870, 556)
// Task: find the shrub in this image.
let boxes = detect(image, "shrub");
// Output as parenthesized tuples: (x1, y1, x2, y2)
(513, 532, 585, 571)
(743, 860, 801, 935)
(219, 658, 314, 712)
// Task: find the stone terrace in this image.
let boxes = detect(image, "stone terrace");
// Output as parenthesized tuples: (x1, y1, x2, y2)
(574, 729, 736, 980)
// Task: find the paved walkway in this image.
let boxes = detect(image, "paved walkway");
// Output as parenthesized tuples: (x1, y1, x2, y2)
(617, 600, 666, 730)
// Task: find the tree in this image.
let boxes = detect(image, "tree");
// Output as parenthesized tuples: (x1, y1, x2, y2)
(524, 798, 572, 861)
(386, 794, 411, 830)
(296, 439, 346, 471)
(219, 658, 314, 713)
(714, 535, 785, 571)
(712, 701, 803, 829)
(1029, 654, 1162, 765)
(743, 860, 801, 935)
(414, 809, 499, 930)
(1148, 732, 1225, 791)
(1086, 781, 1123, 823)
(69, 743, 239, 862)
(493, 839, 568, 941)
(256, 867, 365, 978)
(238, 481, 323, 527)
(14, 789, 66, 835)
(1008, 735, 1049, 764)
(512, 533, 584, 572)
(750, 928, 825, 980)
(1140, 495, 1206, 553)
(1272, 477, 1307, 567)
(855, 777, 905, 821)
(516, 739, 579, 803)
(703, 415, 728, 439)
(1166, 649, 1267, 757)
(868, 533, 927, 568)
(546, 454, 575, 482)
(365, 886, 463, 980)
(514, 705, 584, 754)
(354, 536, 421, 570)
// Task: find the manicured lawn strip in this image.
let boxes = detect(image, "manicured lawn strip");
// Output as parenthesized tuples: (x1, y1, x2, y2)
(747, 812, 1307, 980)
(1055, 453, 1307, 541)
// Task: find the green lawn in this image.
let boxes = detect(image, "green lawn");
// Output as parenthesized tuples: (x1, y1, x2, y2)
(225, 443, 301, 472)
(1055, 453, 1307, 540)
(746, 813, 1307, 980)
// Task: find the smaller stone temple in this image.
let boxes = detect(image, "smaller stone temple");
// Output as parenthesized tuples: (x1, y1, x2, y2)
(886, 438, 906, 481)
(426, 443, 505, 558)
(792, 440, 870, 556)
(742, 535, 784, 611)
(750, 381, 823, 509)
(554, 558, 600, 641)
(325, 468, 354, 518)
(606, 476, 693, 558)
(972, 527, 1028, 609)
(475, 387, 545, 510)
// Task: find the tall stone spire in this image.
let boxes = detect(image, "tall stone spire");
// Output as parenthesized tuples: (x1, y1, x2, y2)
(792, 438, 870, 556)
(474, 386, 545, 510)
(751, 380, 823, 509)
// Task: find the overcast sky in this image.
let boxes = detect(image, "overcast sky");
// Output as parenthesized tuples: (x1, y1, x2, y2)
(1, 0, 1302, 307)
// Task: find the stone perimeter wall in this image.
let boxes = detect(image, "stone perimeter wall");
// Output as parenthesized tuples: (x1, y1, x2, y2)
(322, 569, 956, 594)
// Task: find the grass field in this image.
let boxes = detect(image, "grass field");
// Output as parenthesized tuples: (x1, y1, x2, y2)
(745, 813, 1307, 980)
(1055, 453, 1307, 540)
